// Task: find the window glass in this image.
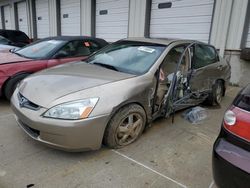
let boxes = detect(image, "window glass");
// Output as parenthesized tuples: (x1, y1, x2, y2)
(86, 41, 102, 53)
(161, 45, 189, 78)
(56, 40, 98, 58)
(0, 36, 10, 45)
(13, 31, 29, 43)
(14, 40, 66, 59)
(86, 41, 166, 75)
(193, 44, 217, 69)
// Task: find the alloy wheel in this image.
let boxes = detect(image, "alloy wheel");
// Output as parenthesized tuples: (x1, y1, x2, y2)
(115, 113, 143, 146)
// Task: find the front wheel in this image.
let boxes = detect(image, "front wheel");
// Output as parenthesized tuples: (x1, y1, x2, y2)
(103, 104, 146, 149)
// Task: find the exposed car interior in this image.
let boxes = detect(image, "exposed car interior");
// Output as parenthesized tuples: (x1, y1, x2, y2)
(154, 45, 190, 113)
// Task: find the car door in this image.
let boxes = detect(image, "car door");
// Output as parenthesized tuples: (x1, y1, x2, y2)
(47, 40, 96, 67)
(189, 44, 222, 93)
(155, 44, 191, 115)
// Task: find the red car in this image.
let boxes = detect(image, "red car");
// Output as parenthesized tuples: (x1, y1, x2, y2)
(0, 36, 108, 100)
(213, 84, 250, 187)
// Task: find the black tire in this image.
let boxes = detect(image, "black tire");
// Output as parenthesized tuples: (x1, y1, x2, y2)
(4, 74, 29, 100)
(103, 104, 146, 149)
(207, 80, 224, 106)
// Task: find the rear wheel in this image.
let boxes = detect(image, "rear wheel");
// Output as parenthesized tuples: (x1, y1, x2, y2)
(4, 74, 29, 100)
(104, 104, 146, 149)
(207, 80, 224, 105)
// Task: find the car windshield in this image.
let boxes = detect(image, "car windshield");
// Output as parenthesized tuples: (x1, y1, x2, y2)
(86, 41, 166, 75)
(14, 40, 66, 59)
(0, 36, 10, 45)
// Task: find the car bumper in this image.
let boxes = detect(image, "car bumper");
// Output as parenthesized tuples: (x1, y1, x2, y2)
(213, 138, 250, 188)
(11, 92, 110, 152)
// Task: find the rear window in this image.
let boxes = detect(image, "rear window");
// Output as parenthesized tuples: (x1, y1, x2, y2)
(0, 30, 29, 43)
(233, 92, 250, 112)
(13, 31, 29, 43)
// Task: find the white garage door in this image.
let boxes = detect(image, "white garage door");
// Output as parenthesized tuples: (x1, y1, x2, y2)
(3, 5, 11, 29)
(150, 0, 214, 43)
(245, 21, 250, 48)
(0, 9, 2, 29)
(35, 0, 49, 38)
(60, 0, 80, 35)
(96, 0, 129, 42)
(17, 1, 29, 35)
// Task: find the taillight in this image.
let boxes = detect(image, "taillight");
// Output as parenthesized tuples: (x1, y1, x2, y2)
(224, 106, 250, 142)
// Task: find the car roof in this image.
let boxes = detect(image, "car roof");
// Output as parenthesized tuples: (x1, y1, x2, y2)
(0, 29, 26, 33)
(0, 29, 27, 35)
(43, 36, 102, 41)
(123, 37, 199, 45)
(41, 36, 108, 46)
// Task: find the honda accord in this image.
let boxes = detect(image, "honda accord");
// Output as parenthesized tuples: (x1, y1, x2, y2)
(11, 38, 231, 151)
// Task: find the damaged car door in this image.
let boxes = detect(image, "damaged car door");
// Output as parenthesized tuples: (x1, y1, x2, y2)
(153, 43, 192, 118)
(189, 44, 222, 93)
(157, 42, 228, 119)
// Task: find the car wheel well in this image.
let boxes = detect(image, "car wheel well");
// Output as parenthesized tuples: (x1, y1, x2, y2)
(2, 72, 31, 98)
(108, 102, 148, 124)
(103, 102, 147, 148)
(215, 79, 225, 96)
(102, 102, 148, 142)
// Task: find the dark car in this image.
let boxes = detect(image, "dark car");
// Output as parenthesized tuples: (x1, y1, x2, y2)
(0, 36, 108, 100)
(0, 36, 20, 52)
(213, 84, 250, 188)
(11, 38, 231, 151)
(0, 29, 30, 47)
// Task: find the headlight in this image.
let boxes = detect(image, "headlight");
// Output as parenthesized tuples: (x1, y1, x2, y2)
(43, 98, 99, 120)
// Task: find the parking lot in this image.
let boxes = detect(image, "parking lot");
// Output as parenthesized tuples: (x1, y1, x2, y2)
(0, 86, 241, 188)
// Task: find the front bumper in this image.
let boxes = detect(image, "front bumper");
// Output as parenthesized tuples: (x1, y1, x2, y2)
(11, 91, 110, 152)
(213, 138, 250, 188)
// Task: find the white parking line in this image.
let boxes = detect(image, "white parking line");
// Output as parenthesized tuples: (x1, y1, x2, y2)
(112, 149, 188, 188)
(208, 180, 214, 188)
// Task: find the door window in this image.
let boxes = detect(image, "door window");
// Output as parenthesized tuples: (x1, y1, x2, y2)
(193, 44, 218, 69)
(57, 40, 104, 58)
(161, 45, 189, 80)
(155, 45, 190, 106)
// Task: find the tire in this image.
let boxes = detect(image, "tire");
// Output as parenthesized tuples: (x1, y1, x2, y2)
(103, 104, 146, 149)
(4, 74, 29, 100)
(207, 80, 224, 106)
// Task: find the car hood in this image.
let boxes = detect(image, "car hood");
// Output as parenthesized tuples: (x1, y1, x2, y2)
(19, 62, 135, 107)
(0, 52, 31, 64)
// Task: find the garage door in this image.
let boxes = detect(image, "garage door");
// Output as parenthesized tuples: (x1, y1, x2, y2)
(35, 0, 49, 38)
(17, 1, 29, 35)
(60, 0, 80, 35)
(96, 0, 129, 42)
(150, 0, 214, 43)
(0, 9, 2, 29)
(245, 21, 250, 48)
(3, 5, 11, 29)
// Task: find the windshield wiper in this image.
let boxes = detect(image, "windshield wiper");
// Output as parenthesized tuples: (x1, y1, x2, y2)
(13, 51, 25, 58)
(93, 62, 119, 72)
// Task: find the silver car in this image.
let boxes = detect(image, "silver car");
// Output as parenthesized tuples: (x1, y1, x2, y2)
(11, 38, 231, 151)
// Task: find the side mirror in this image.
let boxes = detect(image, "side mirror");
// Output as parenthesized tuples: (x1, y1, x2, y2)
(9, 48, 19, 53)
(54, 51, 68, 59)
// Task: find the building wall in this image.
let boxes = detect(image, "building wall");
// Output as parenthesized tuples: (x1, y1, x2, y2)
(0, 0, 248, 50)
(225, 51, 250, 86)
(0, 0, 249, 86)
